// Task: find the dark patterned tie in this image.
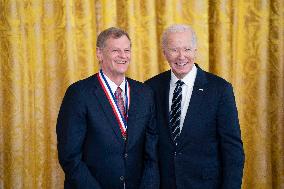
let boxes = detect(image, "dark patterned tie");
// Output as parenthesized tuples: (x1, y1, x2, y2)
(169, 80, 184, 142)
(115, 87, 125, 118)
(115, 87, 127, 139)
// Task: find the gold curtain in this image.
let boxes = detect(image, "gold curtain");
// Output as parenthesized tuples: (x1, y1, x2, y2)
(0, 0, 283, 188)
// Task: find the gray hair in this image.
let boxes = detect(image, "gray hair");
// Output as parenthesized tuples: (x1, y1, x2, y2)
(96, 27, 131, 48)
(161, 24, 197, 49)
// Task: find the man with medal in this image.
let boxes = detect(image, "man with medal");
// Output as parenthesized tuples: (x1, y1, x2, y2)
(57, 27, 159, 189)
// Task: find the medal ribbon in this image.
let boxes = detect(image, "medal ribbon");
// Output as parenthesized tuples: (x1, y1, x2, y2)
(97, 70, 130, 137)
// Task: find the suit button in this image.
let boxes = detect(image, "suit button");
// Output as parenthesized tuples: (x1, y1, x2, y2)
(124, 153, 128, 158)
(174, 152, 177, 156)
(120, 176, 124, 181)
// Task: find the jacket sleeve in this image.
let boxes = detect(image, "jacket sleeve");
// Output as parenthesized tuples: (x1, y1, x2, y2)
(139, 89, 160, 189)
(217, 83, 245, 189)
(56, 84, 102, 189)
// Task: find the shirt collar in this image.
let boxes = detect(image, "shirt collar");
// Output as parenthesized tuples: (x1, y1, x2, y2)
(170, 64, 197, 87)
(103, 73, 126, 94)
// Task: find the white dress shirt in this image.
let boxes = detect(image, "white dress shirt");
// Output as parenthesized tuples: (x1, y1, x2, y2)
(103, 73, 126, 103)
(169, 64, 197, 132)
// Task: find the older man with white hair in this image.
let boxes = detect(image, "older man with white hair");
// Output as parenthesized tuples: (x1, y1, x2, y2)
(145, 24, 244, 189)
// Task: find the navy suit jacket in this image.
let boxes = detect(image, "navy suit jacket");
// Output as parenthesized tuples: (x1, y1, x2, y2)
(145, 64, 244, 189)
(57, 74, 159, 189)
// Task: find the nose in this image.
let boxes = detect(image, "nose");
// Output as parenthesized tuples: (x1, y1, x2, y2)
(178, 49, 186, 59)
(119, 51, 127, 59)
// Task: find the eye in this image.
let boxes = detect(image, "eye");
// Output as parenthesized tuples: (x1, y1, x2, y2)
(169, 48, 178, 52)
(124, 49, 131, 53)
(185, 48, 191, 52)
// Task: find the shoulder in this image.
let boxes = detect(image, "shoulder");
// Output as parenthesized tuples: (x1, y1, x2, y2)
(128, 78, 152, 94)
(65, 74, 97, 97)
(144, 70, 171, 88)
(127, 78, 155, 103)
(195, 65, 232, 90)
(198, 69, 234, 98)
(205, 72, 231, 86)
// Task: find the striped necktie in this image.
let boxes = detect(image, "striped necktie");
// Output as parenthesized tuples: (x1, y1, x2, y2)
(169, 80, 184, 142)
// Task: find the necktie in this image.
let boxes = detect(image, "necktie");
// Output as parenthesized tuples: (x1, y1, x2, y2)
(115, 87, 127, 139)
(115, 87, 126, 119)
(170, 80, 184, 142)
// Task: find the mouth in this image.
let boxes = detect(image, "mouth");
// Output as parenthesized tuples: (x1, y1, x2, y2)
(175, 62, 188, 67)
(116, 60, 128, 64)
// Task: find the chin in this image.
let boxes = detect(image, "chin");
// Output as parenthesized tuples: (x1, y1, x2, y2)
(173, 69, 191, 78)
(116, 65, 129, 71)
(174, 67, 189, 73)
(117, 69, 128, 75)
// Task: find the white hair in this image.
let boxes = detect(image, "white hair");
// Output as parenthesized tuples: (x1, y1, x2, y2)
(161, 24, 197, 49)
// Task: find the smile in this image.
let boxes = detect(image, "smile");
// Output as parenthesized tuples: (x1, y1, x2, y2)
(116, 60, 127, 64)
(175, 62, 188, 67)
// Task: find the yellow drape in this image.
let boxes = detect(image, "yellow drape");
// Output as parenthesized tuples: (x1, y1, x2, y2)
(0, 0, 283, 188)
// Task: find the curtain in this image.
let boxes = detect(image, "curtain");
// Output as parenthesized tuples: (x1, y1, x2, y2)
(0, 0, 283, 188)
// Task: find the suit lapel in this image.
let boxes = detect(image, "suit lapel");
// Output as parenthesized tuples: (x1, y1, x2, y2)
(178, 66, 208, 145)
(92, 74, 125, 145)
(162, 81, 170, 125)
(153, 71, 175, 144)
(126, 80, 139, 148)
(161, 73, 175, 144)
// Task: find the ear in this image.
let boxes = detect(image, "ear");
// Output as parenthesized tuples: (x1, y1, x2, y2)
(193, 48, 198, 59)
(96, 47, 103, 62)
(194, 47, 198, 55)
(162, 49, 166, 57)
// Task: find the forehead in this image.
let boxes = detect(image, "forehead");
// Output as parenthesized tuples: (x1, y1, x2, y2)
(166, 31, 193, 46)
(104, 35, 131, 48)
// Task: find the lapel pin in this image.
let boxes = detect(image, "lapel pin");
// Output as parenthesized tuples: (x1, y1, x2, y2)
(198, 88, 203, 91)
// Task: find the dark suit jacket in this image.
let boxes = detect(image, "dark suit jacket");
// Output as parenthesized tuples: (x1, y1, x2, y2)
(145, 64, 244, 189)
(57, 73, 159, 189)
